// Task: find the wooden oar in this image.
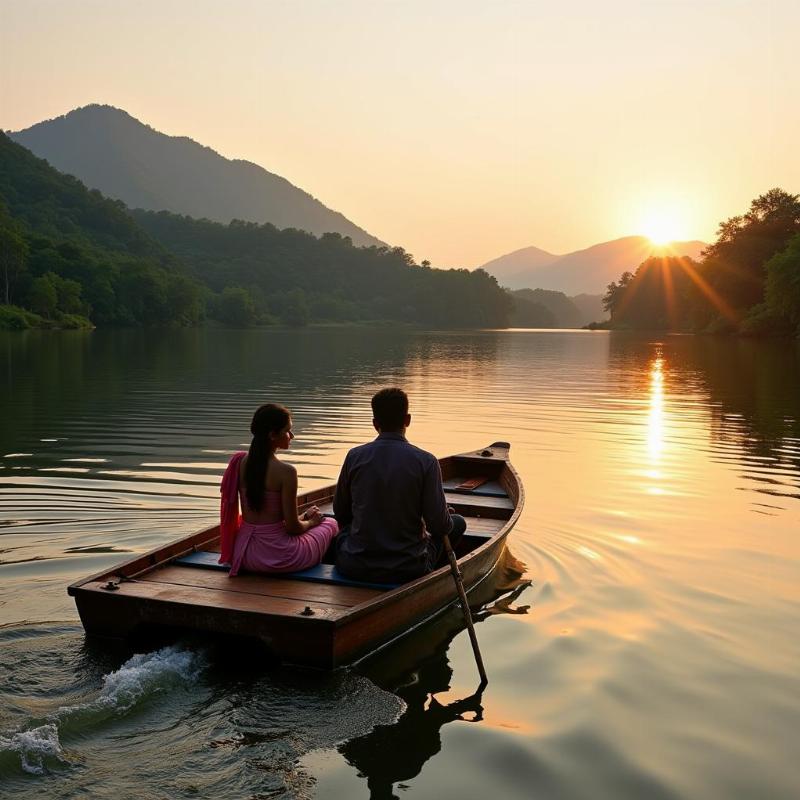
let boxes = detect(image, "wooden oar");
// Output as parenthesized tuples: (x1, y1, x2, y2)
(443, 533, 488, 688)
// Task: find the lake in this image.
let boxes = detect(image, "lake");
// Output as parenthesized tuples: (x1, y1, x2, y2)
(1, 327, 798, 799)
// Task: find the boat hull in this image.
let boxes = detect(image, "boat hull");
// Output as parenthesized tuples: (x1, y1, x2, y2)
(68, 442, 524, 668)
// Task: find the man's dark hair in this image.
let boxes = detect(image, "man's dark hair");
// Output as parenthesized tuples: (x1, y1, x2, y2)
(371, 387, 409, 431)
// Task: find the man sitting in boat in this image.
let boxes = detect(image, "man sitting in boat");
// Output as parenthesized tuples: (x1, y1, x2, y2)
(333, 387, 466, 584)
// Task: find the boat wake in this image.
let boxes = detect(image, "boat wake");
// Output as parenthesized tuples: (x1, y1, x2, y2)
(0, 645, 204, 775)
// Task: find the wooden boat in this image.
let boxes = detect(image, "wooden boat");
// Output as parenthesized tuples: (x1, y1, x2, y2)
(67, 442, 523, 669)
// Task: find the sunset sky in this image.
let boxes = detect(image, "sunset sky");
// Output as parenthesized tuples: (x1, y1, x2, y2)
(2, 0, 798, 267)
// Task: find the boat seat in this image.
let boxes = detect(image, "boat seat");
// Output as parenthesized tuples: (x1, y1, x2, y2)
(173, 551, 398, 590)
(442, 478, 508, 498)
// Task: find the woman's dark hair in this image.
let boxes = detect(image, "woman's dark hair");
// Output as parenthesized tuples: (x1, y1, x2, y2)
(371, 387, 409, 431)
(245, 403, 290, 511)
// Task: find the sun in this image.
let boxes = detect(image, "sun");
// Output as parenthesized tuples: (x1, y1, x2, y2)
(638, 207, 688, 246)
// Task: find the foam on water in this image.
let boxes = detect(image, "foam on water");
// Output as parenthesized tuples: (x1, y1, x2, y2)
(0, 645, 204, 775)
(0, 723, 63, 775)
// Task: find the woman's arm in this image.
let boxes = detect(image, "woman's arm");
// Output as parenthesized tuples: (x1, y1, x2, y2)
(281, 464, 322, 535)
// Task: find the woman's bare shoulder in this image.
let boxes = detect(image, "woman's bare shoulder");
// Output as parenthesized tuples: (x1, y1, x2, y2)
(273, 459, 296, 477)
(270, 458, 296, 486)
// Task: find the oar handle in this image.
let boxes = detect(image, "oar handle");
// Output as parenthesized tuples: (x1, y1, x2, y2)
(443, 533, 488, 687)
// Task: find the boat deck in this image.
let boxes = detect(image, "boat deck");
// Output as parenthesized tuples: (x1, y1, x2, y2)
(77, 513, 507, 622)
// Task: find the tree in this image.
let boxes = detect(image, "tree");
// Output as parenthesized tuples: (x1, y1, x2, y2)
(765, 233, 800, 329)
(28, 274, 57, 317)
(214, 286, 256, 326)
(166, 273, 205, 325)
(703, 188, 800, 314)
(48, 272, 85, 314)
(280, 288, 310, 327)
(602, 271, 634, 317)
(0, 224, 28, 305)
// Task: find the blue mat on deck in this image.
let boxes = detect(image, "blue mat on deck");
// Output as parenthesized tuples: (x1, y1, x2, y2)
(442, 479, 508, 498)
(174, 550, 399, 590)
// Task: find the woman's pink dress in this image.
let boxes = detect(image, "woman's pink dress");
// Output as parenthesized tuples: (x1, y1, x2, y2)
(219, 452, 338, 577)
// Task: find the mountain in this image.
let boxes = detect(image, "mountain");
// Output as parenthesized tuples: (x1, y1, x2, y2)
(482, 236, 707, 295)
(0, 133, 513, 329)
(481, 244, 559, 284)
(10, 104, 385, 248)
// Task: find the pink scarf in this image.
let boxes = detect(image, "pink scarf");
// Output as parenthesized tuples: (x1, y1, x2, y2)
(219, 451, 246, 565)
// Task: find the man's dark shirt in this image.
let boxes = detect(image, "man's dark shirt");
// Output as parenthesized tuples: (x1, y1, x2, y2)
(334, 432, 453, 582)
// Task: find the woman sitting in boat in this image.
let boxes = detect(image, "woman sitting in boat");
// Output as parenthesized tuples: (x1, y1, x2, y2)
(219, 403, 339, 576)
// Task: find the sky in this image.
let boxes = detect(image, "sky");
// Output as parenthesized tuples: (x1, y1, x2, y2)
(2, 0, 798, 267)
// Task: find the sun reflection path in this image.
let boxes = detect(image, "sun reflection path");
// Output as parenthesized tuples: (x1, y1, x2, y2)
(647, 352, 665, 464)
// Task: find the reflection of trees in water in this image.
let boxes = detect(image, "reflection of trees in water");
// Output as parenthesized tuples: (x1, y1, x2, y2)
(0, 328, 501, 463)
(607, 333, 800, 483)
(340, 550, 530, 800)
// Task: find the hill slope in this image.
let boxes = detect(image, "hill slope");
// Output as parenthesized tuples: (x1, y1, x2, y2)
(481, 244, 559, 284)
(0, 131, 201, 325)
(11, 104, 385, 248)
(482, 236, 707, 294)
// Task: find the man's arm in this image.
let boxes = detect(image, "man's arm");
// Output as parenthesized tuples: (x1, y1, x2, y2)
(422, 456, 454, 539)
(333, 453, 353, 526)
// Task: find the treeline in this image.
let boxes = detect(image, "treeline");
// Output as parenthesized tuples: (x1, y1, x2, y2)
(0, 131, 511, 329)
(131, 210, 511, 327)
(602, 189, 800, 336)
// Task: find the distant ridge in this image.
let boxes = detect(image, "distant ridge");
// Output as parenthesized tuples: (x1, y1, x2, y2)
(11, 104, 385, 248)
(481, 244, 560, 284)
(482, 236, 707, 295)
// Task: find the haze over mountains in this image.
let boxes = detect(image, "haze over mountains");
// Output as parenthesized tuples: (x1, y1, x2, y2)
(10, 105, 385, 248)
(482, 236, 707, 295)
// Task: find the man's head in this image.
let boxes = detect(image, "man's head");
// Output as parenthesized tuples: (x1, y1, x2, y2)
(371, 387, 410, 434)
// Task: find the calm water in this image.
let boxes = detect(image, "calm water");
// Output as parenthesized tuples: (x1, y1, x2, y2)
(1, 328, 798, 799)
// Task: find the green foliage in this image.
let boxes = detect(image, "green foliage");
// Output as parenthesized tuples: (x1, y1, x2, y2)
(0, 304, 40, 329)
(54, 312, 94, 329)
(133, 211, 513, 328)
(739, 302, 794, 337)
(279, 288, 310, 327)
(28, 273, 58, 317)
(0, 217, 28, 304)
(0, 132, 205, 328)
(212, 286, 257, 327)
(702, 188, 800, 316)
(765, 233, 800, 328)
(309, 294, 361, 321)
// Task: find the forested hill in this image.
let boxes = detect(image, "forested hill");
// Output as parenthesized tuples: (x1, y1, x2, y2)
(0, 131, 201, 327)
(0, 130, 161, 259)
(132, 209, 512, 327)
(11, 105, 385, 248)
(0, 133, 512, 329)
